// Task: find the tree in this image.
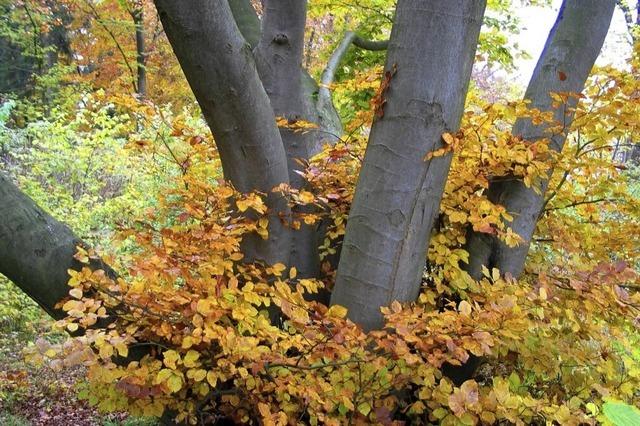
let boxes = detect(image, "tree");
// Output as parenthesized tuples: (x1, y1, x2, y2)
(330, 1, 486, 330)
(2, 0, 639, 424)
(464, 0, 616, 279)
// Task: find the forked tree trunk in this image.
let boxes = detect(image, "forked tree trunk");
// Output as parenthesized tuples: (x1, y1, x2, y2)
(331, 0, 487, 331)
(154, 0, 291, 266)
(464, 0, 616, 280)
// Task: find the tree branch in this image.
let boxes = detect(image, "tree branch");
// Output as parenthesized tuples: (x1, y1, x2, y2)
(318, 31, 357, 114)
(544, 197, 619, 212)
(317, 31, 389, 119)
(352, 34, 389, 51)
(0, 173, 116, 320)
(616, 0, 637, 41)
(154, 0, 291, 265)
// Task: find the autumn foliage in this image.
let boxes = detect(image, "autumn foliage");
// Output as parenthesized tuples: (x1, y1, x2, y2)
(18, 45, 640, 425)
(1, 0, 639, 424)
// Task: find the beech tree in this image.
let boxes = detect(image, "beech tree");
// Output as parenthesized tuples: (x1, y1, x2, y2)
(0, 0, 618, 339)
(3, 0, 639, 424)
(463, 0, 617, 280)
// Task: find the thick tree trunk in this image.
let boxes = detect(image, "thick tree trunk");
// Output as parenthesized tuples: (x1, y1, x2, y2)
(464, 0, 616, 280)
(0, 173, 114, 320)
(331, 0, 487, 331)
(254, 1, 329, 278)
(228, 0, 342, 139)
(154, 0, 291, 266)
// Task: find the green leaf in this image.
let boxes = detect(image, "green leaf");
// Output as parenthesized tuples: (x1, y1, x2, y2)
(357, 402, 371, 416)
(603, 401, 640, 426)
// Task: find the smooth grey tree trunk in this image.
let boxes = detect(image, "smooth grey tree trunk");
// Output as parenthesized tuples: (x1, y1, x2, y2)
(254, 0, 324, 278)
(464, 0, 616, 280)
(331, 0, 487, 331)
(154, 0, 291, 266)
(0, 173, 115, 320)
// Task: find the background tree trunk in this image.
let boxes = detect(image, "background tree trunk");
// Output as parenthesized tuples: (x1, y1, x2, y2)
(254, 0, 325, 278)
(132, 7, 146, 98)
(463, 0, 616, 280)
(331, 0, 487, 331)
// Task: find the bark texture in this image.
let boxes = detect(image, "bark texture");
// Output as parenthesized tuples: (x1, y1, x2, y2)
(0, 173, 114, 320)
(331, 0, 487, 331)
(464, 0, 616, 280)
(154, 0, 291, 265)
(254, 1, 327, 278)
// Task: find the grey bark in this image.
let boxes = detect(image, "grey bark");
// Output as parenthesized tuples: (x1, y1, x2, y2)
(227, 0, 342, 139)
(331, 0, 487, 331)
(254, 0, 326, 278)
(352, 35, 389, 51)
(303, 70, 342, 138)
(255, 0, 317, 183)
(464, 0, 616, 280)
(317, 31, 357, 123)
(0, 173, 114, 320)
(153, 0, 291, 266)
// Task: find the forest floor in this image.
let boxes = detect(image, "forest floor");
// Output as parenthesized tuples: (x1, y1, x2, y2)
(0, 319, 158, 426)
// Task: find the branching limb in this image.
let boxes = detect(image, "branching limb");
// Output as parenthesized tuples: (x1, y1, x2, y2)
(317, 31, 389, 115)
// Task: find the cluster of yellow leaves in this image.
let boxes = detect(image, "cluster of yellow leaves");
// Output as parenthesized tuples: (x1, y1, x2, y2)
(25, 46, 640, 426)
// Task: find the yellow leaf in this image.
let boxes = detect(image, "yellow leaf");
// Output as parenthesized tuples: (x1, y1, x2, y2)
(229, 252, 244, 261)
(62, 300, 83, 312)
(539, 287, 548, 301)
(206, 371, 218, 387)
(458, 300, 472, 316)
(187, 369, 207, 382)
(167, 374, 183, 393)
(326, 305, 348, 319)
(442, 132, 455, 145)
(299, 190, 315, 204)
(258, 402, 271, 418)
(163, 350, 181, 369)
(271, 263, 286, 276)
(183, 350, 200, 368)
(197, 299, 214, 316)
(69, 288, 83, 299)
(236, 199, 250, 212)
(156, 368, 173, 384)
(182, 336, 195, 349)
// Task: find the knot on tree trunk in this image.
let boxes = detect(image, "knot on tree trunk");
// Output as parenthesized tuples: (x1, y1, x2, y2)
(273, 33, 289, 45)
